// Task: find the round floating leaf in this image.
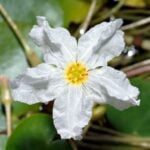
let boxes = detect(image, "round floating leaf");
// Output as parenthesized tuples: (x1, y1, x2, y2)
(12, 101, 41, 117)
(6, 114, 72, 150)
(107, 77, 150, 136)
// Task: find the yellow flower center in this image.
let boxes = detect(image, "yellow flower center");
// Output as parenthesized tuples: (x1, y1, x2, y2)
(64, 62, 88, 85)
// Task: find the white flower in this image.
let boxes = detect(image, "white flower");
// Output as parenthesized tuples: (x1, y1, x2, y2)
(11, 16, 140, 140)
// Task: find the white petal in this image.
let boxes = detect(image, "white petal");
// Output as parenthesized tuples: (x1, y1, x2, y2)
(77, 19, 125, 69)
(95, 30, 125, 67)
(29, 16, 77, 67)
(44, 26, 77, 62)
(53, 85, 93, 139)
(11, 63, 64, 104)
(85, 66, 140, 110)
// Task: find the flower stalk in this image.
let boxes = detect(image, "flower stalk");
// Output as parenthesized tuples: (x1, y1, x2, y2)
(91, 0, 125, 25)
(122, 59, 150, 77)
(122, 16, 150, 30)
(74, 0, 97, 37)
(0, 3, 41, 67)
(0, 76, 12, 137)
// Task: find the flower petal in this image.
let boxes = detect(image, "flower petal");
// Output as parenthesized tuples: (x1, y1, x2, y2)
(77, 19, 125, 69)
(29, 16, 77, 67)
(94, 30, 125, 67)
(85, 66, 140, 110)
(11, 63, 64, 104)
(53, 85, 93, 139)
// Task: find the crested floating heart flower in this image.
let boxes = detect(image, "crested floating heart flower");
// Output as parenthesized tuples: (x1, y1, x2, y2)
(11, 16, 140, 140)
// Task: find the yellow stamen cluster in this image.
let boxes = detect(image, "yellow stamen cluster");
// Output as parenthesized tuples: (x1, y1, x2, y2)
(65, 62, 88, 85)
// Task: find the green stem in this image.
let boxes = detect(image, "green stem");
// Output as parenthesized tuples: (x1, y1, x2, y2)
(77, 141, 149, 150)
(122, 59, 150, 77)
(74, 0, 97, 37)
(90, 125, 127, 137)
(126, 26, 150, 35)
(122, 16, 150, 30)
(115, 13, 143, 21)
(0, 3, 41, 67)
(121, 9, 150, 15)
(69, 139, 78, 150)
(0, 76, 12, 137)
(91, 0, 125, 25)
(84, 135, 150, 148)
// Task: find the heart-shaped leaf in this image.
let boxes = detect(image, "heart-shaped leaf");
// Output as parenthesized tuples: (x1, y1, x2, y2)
(12, 102, 41, 117)
(6, 113, 72, 150)
(107, 77, 150, 136)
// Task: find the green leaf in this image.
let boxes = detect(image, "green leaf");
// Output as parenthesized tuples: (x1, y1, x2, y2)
(0, 21, 28, 78)
(0, 0, 63, 27)
(12, 102, 41, 117)
(6, 114, 72, 150)
(107, 77, 150, 136)
(0, 0, 63, 78)
(59, 0, 90, 27)
(0, 0, 90, 27)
